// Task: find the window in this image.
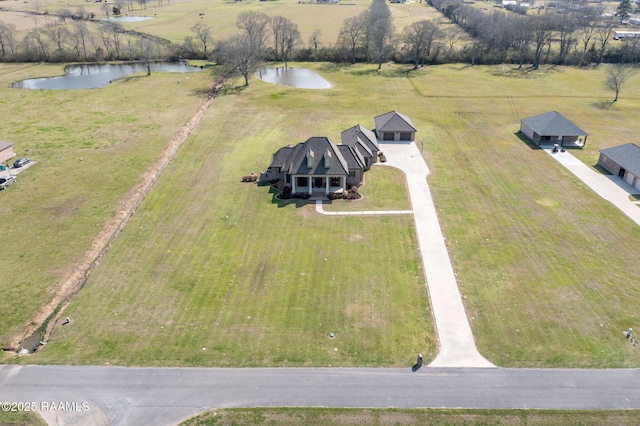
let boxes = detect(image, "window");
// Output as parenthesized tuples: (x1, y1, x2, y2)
(297, 176, 308, 187)
(349, 171, 356, 177)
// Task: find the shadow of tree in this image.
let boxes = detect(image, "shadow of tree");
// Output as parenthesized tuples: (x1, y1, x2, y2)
(592, 100, 616, 110)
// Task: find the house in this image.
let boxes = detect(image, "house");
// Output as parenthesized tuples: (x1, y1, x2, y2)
(261, 136, 362, 196)
(597, 143, 640, 191)
(261, 111, 416, 198)
(520, 111, 588, 147)
(374, 110, 417, 142)
(341, 124, 380, 170)
(0, 140, 15, 164)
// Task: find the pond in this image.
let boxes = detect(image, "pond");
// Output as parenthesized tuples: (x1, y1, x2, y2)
(12, 63, 203, 90)
(101, 16, 154, 22)
(256, 67, 331, 89)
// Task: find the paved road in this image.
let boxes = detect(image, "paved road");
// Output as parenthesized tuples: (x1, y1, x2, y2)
(2, 365, 640, 425)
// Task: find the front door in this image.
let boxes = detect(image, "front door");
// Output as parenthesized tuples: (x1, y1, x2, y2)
(619, 167, 626, 177)
(313, 177, 324, 188)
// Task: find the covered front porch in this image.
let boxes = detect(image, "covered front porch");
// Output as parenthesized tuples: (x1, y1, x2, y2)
(292, 175, 346, 195)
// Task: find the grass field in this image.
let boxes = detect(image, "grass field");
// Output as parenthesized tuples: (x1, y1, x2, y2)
(179, 407, 640, 426)
(0, 409, 46, 426)
(0, 63, 214, 353)
(3, 61, 640, 368)
(0, 0, 452, 46)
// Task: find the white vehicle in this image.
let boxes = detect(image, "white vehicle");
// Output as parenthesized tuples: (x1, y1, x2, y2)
(613, 31, 640, 41)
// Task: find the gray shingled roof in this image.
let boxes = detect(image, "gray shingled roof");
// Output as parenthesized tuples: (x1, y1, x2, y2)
(520, 111, 588, 136)
(600, 143, 640, 177)
(270, 145, 294, 169)
(0, 140, 12, 151)
(341, 126, 373, 159)
(337, 145, 366, 170)
(283, 137, 349, 176)
(374, 111, 417, 133)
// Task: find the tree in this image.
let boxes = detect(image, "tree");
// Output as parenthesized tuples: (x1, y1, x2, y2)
(218, 33, 261, 86)
(337, 14, 367, 64)
(44, 23, 70, 60)
(218, 11, 269, 86)
(617, 0, 633, 22)
(236, 10, 269, 58)
(137, 36, 161, 75)
(402, 20, 441, 69)
(69, 21, 92, 61)
(270, 16, 300, 64)
(0, 22, 17, 59)
(595, 18, 616, 65)
(605, 63, 637, 102)
(190, 22, 213, 57)
(369, 0, 395, 70)
(309, 29, 321, 55)
(531, 15, 553, 69)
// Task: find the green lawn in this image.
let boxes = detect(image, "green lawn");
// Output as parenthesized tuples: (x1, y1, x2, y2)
(179, 408, 640, 425)
(0, 409, 46, 426)
(0, 63, 213, 352)
(4, 62, 640, 368)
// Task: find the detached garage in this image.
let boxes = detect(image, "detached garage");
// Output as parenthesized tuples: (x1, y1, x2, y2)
(0, 140, 15, 164)
(520, 111, 588, 147)
(597, 143, 640, 191)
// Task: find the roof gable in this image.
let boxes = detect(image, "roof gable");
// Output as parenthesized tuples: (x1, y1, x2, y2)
(374, 111, 417, 133)
(521, 111, 588, 136)
(600, 143, 640, 177)
(284, 137, 349, 176)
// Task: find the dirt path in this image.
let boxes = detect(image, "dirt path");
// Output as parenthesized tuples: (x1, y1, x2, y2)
(7, 76, 227, 352)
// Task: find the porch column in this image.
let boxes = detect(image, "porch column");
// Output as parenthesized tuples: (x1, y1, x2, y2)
(583, 135, 587, 148)
(292, 176, 296, 194)
(325, 177, 330, 195)
(342, 176, 346, 192)
(308, 176, 312, 195)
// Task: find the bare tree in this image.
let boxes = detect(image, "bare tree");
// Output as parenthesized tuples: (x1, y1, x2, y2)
(0, 22, 17, 58)
(68, 21, 92, 61)
(218, 33, 261, 86)
(577, 9, 599, 66)
(137, 36, 161, 75)
(531, 15, 553, 69)
(44, 23, 70, 60)
(97, 21, 125, 59)
(402, 19, 441, 69)
(595, 18, 616, 65)
(605, 63, 637, 102)
(190, 22, 213, 57)
(270, 16, 300, 64)
(309, 29, 321, 54)
(29, 24, 49, 61)
(369, 0, 395, 70)
(101, 2, 112, 17)
(337, 14, 367, 64)
(236, 10, 269, 58)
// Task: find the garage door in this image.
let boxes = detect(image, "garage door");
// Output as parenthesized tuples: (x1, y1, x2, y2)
(625, 171, 634, 186)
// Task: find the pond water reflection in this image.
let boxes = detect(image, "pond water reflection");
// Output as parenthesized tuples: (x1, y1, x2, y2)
(12, 63, 202, 90)
(256, 67, 331, 89)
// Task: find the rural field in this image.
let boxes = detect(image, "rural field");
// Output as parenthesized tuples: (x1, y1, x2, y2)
(0, 0, 455, 46)
(2, 60, 639, 369)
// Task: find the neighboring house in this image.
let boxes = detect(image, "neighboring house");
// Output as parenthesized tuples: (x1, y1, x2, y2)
(520, 111, 588, 147)
(597, 143, 640, 191)
(374, 110, 417, 142)
(0, 140, 15, 164)
(341, 124, 380, 170)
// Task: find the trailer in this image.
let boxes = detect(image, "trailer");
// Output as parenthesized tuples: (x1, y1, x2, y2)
(613, 31, 640, 40)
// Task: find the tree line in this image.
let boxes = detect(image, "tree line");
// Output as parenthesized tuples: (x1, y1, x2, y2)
(1, 0, 639, 74)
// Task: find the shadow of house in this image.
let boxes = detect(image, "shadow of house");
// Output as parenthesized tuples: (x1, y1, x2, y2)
(519, 111, 588, 148)
(597, 143, 640, 192)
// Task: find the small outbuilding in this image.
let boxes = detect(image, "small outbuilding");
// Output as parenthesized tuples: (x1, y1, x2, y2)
(0, 140, 15, 164)
(597, 143, 640, 191)
(519, 111, 588, 147)
(374, 111, 417, 142)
